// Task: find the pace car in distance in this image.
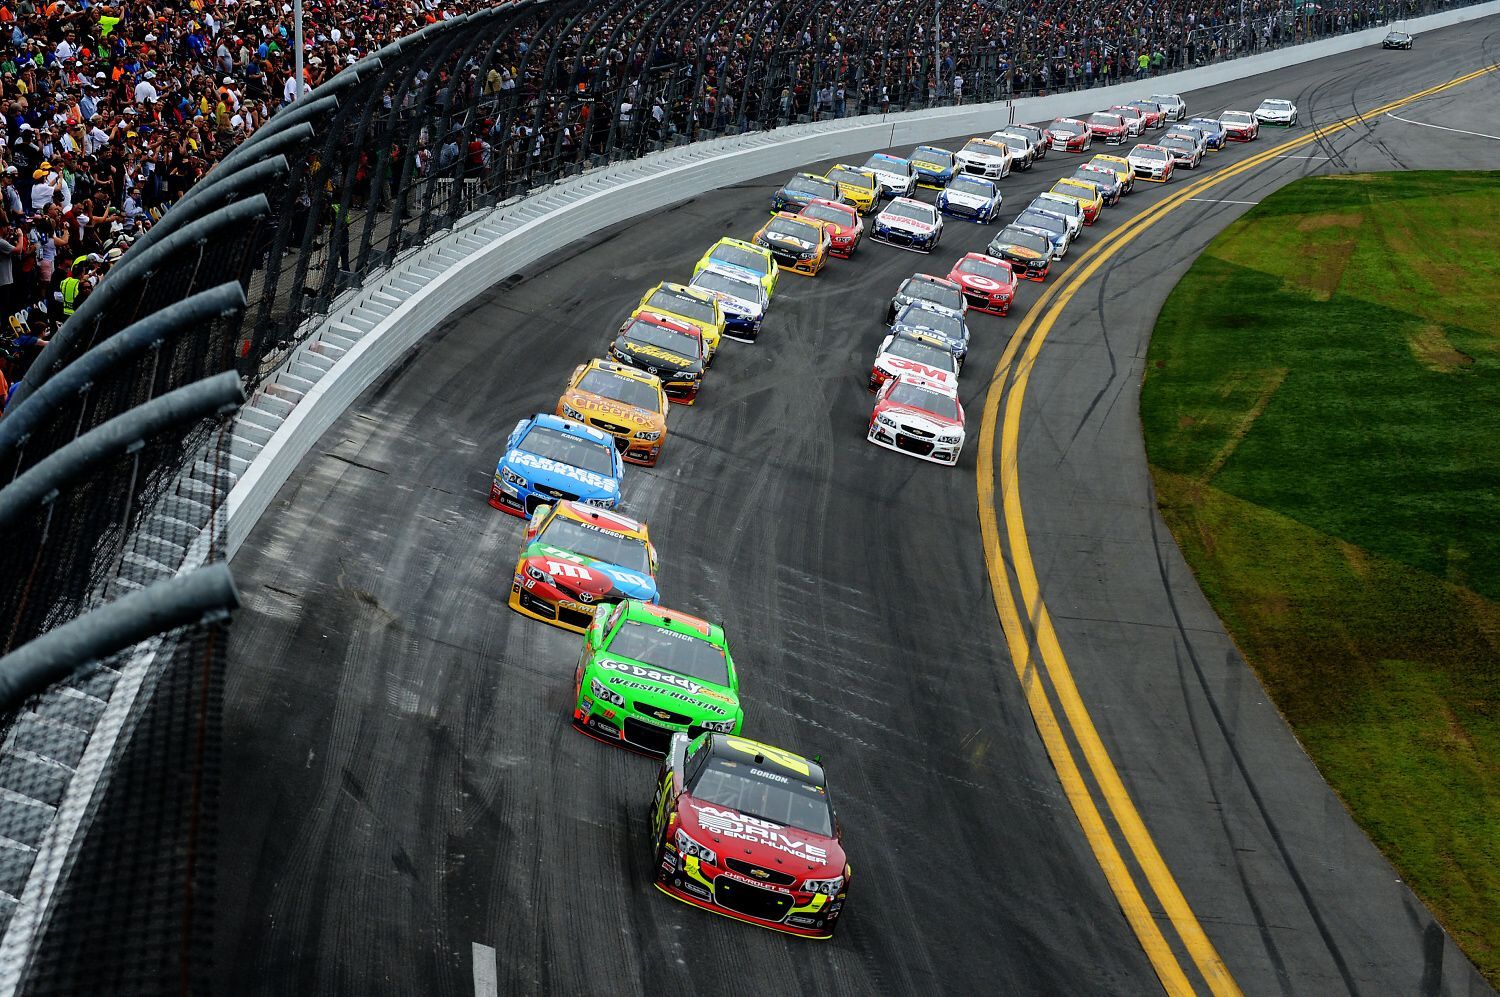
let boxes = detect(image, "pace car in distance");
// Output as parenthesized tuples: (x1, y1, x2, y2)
(689, 266, 768, 342)
(871, 197, 943, 252)
(946, 252, 1018, 314)
(608, 312, 707, 404)
(558, 359, 669, 465)
(1254, 98, 1299, 126)
(753, 212, 832, 277)
(937, 175, 1003, 223)
(650, 732, 850, 938)
(867, 370, 966, 465)
(510, 501, 657, 631)
(490, 413, 624, 517)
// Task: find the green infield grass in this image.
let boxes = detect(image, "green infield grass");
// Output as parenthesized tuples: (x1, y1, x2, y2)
(1141, 170, 1500, 983)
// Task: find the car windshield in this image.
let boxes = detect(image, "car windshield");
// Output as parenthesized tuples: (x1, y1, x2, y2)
(786, 176, 835, 197)
(896, 305, 964, 339)
(1161, 137, 1194, 152)
(888, 381, 960, 420)
(1113, 107, 1141, 118)
(1191, 120, 1220, 131)
(864, 154, 911, 175)
(1150, 96, 1178, 105)
(692, 269, 764, 303)
(955, 257, 1013, 282)
(767, 217, 822, 242)
(622, 317, 701, 357)
(576, 369, 661, 412)
(1035, 196, 1080, 217)
(538, 516, 650, 573)
(901, 278, 961, 310)
(1051, 120, 1084, 135)
(644, 289, 716, 325)
(1221, 112, 1253, 124)
(961, 140, 1000, 156)
(885, 201, 935, 222)
(1055, 181, 1096, 198)
(518, 425, 616, 476)
(885, 336, 957, 369)
(1129, 102, 1160, 113)
(912, 148, 953, 167)
(1013, 125, 1043, 140)
(948, 176, 993, 196)
(800, 203, 854, 227)
(710, 244, 769, 275)
(1015, 211, 1064, 236)
(1133, 147, 1169, 161)
(689, 758, 833, 836)
(1088, 157, 1121, 173)
(998, 227, 1052, 255)
(1262, 101, 1292, 111)
(1088, 113, 1121, 127)
(1167, 128, 1203, 142)
(826, 167, 873, 190)
(607, 620, 728, 685)
(1074, 169, 1111, 187)
(994, 131, 1030, 147)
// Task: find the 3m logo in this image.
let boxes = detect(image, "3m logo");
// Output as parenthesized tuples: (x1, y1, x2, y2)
(888, 358, 947, 380)
(546, 561, 592, 579)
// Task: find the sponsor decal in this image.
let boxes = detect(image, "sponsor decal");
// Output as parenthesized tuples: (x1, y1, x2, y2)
(596, 660, 705, 694)
(720, 870, 791, 893)
(625, 343, 693, 367)
(507, 451, 615, 490)
(572, 394, 651, 421)
(749, 768, 789, 784)
(883, 357, 950, 381)
(692, 805, 829, 861)
(964, 275, 999, 290)
(605, 678, 730, 715)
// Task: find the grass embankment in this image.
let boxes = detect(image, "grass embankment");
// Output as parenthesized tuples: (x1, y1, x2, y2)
(1140, 171, 1500, 983)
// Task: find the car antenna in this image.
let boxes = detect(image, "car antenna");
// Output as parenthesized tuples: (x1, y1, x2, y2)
(811, 754, 823, 765)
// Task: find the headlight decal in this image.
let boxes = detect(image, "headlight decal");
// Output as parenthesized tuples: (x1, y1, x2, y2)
(675, 827, 719, 866)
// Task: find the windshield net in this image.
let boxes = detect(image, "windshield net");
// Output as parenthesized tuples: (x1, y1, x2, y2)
(607, 620, 728, 685)
(576, 370, 660, 411)
(690, 758, 833, 836)
(520, 425, 616, 476)
(539, 517, 650, 573)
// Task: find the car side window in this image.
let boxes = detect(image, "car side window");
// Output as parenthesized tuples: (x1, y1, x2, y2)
(603, 601, 627, 642)
(684, 739, 712, 786)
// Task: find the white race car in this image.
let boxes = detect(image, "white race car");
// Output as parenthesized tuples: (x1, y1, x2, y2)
(936, 175, 1002, 224)
(871, 197, 944, 253)
(1029, 192, 1085, 237)
(868, 329, 961, 392)
(1148, 93, 1188, 121)
(861, 152, 919, 198)
(1254, 98, 1299, 126)
(689, 265, 769, 343)
(867, 371, 966, 466)
(953, 137, 1013, 179)
(989, 128, 1039, 169)
(1126, 143, 1175, 182)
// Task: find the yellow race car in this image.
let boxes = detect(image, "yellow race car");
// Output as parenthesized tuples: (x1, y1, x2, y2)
(633, 282, 724, 363)
(823, 164, 880, 213)
(752, 212, 832, 277)
(1048, 178, 1103, 225)
(693, 238, 779, 300)
(558, 359, 669, 466)
(1086, 153, 1136, 194)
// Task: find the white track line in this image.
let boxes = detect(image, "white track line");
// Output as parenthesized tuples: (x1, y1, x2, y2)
(472, 942, 498, 997)
(1188, 197, 1261, 205)
(1384, 110, 1500, 140)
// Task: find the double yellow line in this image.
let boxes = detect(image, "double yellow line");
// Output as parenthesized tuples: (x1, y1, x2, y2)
(975, 62, 1496, 996)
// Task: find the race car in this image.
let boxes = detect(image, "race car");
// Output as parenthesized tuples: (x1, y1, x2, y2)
(1073, 165, 1123, 206)
(823, 164, 879, 213)
(649, 732, 850, 938)
(771, 172, 845, 213)
(1187, 117, 1228, 151)
(798, 198, 863, 258)
(1107, 105, 1148, 137)
(946, 252, 1017, 315)
(953, 137, 1013, 179)
(635, 282, 724, 363)
(1158, 133, 1204, 170)
(1127, 143, 1175, 182)
(989, 127, 1040, 169)
(1218, 109, 1260, 142)
(1124, 99, 1166, 129)
(1382, 29, 1414, 48)
(1030, 192, 1085, 238)
(608, 312, 707, 404)
(987, 225, 1053, 282)
(1087, 154, 1135, 194)
(753, 212, 832, 277)
(510, 501, 657, 631)
(885, 273, 966, 324)
(1254, 98, 1299, 126)
(558, 359, 669, 465)
(870, 197, 943, 252)
(1048, 178, 1104, 224)
(861, 152, 918, 198)
(867, 370, 966, 465)
(1011, 207, 1072, 260)
(689, 266, 768, 342)
(1148, 94, 1187, 121)
(1086, 111, 1129, 146)
(1005, 122, 1050, 158)
(1045, 118, 1093, 153)
(694, 238, 779, 300)
(891, 301, 970, 369)
(1164, 123, 1211, 159)
(574, 600, 741, 753)
(869, 329, 961, 390)
(490, 413, 624, 517)
(936, 175, 1002, 224)
(908, 145, 957, 188)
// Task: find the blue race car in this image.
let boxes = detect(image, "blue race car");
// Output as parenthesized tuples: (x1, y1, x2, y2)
(770, 172, 844, 213)
(892, 301, 970, 371)
(489, 413, 624, 518)
(936, 175, 1003, 223)
(909, 145, 957, 188)
(1188, 117, 1228, 151)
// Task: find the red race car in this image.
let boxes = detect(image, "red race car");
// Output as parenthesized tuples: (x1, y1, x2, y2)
(947, 252, 1017, 315)
(1218, 109, 1260, 142)
(651, 733, 851, 938)
(1125, 99, 1166, 129)
(1044, 117, 1092, 153)
(868, 370, 966, 465)
(798, 198, 863, 258)
(1086, 111, 1128, 146)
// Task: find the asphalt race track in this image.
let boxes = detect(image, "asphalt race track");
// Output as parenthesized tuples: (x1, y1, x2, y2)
(218, 20, 1500, 996)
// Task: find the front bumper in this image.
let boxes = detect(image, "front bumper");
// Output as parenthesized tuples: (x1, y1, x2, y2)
(958, 159, 1006, 178)
(722, 313, 764, 342)
(662, 378, 701, 405)
(961, 289, 1013, 315)
(654, 848, 844, 939)
(509, 576, 604, 632)
(489, 479, 595, 518)
(871, 227, 938, 252)
(938, 199, 994, 223)
(828, 234, 859, 259)
(867, 423, 962, 465)
(914, 171, 953, 189)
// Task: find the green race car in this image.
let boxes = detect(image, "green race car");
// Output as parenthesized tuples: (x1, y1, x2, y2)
(572, 599, 742, 754)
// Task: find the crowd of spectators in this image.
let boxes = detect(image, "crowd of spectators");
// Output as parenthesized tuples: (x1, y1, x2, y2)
(0, 0, 1437, 406)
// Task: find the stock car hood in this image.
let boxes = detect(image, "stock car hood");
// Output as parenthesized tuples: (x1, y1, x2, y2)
(591, 658, 738, 722)
(1047, 128, 1082, 143)
(1256, 107, 1293, 120)
(992, 241, 1046, 262)
(562, 390, 664, 434)
(875, 352, 956, 382)
(940, 188, 994, 209)
(879, 212, 937, 235)
(612, 336, 703, 375)
(910, 158, 951, 176)
(879, 401, 962, 435)
(762, 233, 818, 256)
(679, 798, 844, 877)
(866, 165, 910, 186)
(951, 271, 1014, 296)
(521, 543, 657, 603)
(693, 285, 763, 320)
(502, 449, 619, 500)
